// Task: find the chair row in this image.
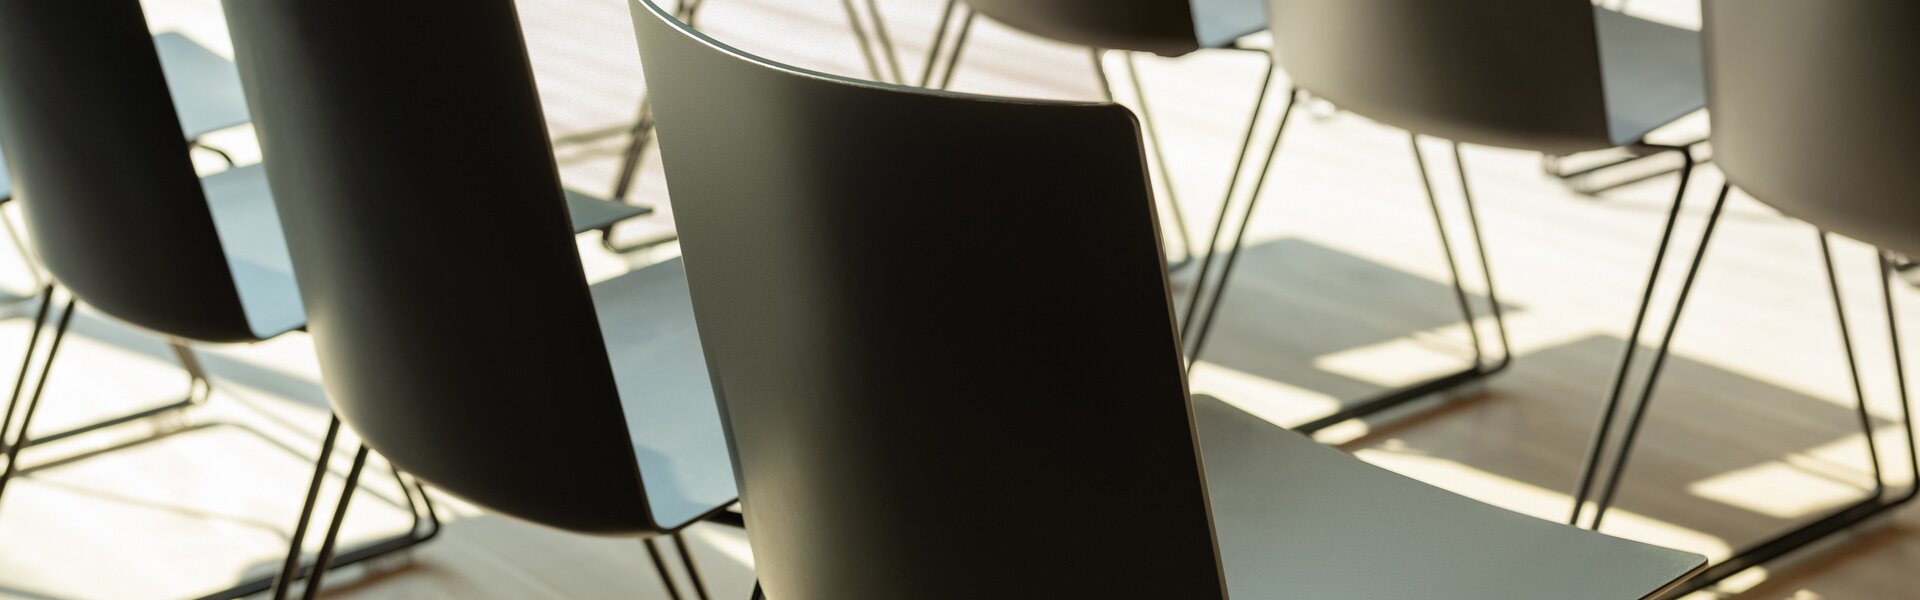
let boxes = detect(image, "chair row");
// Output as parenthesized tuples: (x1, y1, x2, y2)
(907, 1, 1918, 597)
(0, 0, 1912, 598)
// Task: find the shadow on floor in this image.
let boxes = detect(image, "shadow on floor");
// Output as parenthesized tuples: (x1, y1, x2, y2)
(1352, 333, 1898, 566)
(1189, 237, 1519, 407)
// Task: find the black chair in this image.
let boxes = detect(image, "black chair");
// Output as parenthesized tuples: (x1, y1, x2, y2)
(919, 0, 1269, 265)
(0, 2, 647, 598)
(0, 30, 260, 447)
(1181, 0, 1712, 433)
(630, 2, 1705, 597)
(223, 1, 738, 599)
(1570, 2, 1919, 596)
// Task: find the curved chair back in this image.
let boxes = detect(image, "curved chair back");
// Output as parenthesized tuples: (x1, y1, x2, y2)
(0, 1, 254, 342)
(964, 0, 1202, 57)
(1703, 0, 1920, 257)
(225, 0, 660, 535)
(1266, 0, 1614, 154)
(631, 2, 1225, 597)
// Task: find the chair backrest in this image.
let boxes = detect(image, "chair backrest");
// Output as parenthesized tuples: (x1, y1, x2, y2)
(1703, 0, 1920, 258)
(631, 2, 1226, 597)
(225, 0, 661, 535)
(1265, 0, 1614, 155)
(0, 1, 255, 342)
(964, 0, 1202, 57)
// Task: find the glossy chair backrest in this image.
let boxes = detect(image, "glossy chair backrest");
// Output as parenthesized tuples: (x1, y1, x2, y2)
(1703, 0, 1920, 258)
(964, 0, 1201, 56)
(631, 2, 1225, 597)
(1266, 0, 1614, 155)
(0, 0, 254, 342)
(225, 0, 661, 535)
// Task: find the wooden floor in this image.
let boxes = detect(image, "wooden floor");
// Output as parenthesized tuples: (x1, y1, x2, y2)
(1, 0, 1915, 598)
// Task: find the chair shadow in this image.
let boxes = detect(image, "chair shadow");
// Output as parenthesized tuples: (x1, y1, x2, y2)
(1, 419, 426, 588)
(0, 310, 422, 599)
(61, 309, 331, 412)
(1187, 237, 1521, 405)
(1345, 333, 1900, 564)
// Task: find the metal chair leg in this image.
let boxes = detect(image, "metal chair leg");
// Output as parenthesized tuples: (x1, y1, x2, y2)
(1, 332, 214, 455)
(293, 444, 370, 600)
(861, 0, 904, 84)
(1565, 181, 1919, 596)
(919, 1, 973, 91)
(0, 288, 70, 510)
(0, 286, 56, 461)
(919, 0, 963, 88)
(1567, 145, 1697, 526)
(252, 422, 439, 600)
(10, 341, 210, 453)
(645, 537, 689, 600)
(604, 0, 708, 245)
(1649, 237, 1919, 599)
(1424, 141, 1514, 370)
(609, 0, 703, 203)
(1819, 232, 1886, 495)
(1878, 251, 1920, 497)
(1651, 243, 1920, 599)
(1119, 53, 1197, 266)
(1088, 48, 1113, 101)
(609, 96, 657, 205)
(0, 287, 432, 598)
(190, 141, 239, 168)
(1654, 245, 1917, 582)
(1578, 183, 1732, 531)
(1178, 55, 1279, 340)
(1182, 103, 1513, 433)
(673, 531, 713, 600)
(1546, 137, 1708, 196)
(838, 0, 883, 83)
(1183, 88, 1300, 363)
(269, 416, 344, 599)
(1275, 137, 1516, 433)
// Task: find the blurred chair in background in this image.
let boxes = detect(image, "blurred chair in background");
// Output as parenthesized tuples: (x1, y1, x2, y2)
(1570, 1, 1919, 596)
(0, 3, 442, 598)
(1182, 0, 1708, 434)
(0, 1, 652, 597)
(226, 1, 739, 598)
(0, 30, 256, 453)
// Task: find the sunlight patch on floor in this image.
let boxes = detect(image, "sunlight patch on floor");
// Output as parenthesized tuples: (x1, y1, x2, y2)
(1357, 447, 1733, 560)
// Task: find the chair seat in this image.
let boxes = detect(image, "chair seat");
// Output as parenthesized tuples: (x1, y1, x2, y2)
(564, 188, 653, 232)
(1596, 8, 1706, 146)
(1192, 0, 1269, 50)
(201, 164, 305, 339)
(1193, 394, 1703, 598)
(200, 165, 657, 340)
(590, 257, 737, 530)
(0, 149, 11, 201)
(155, 32, 252, 140)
